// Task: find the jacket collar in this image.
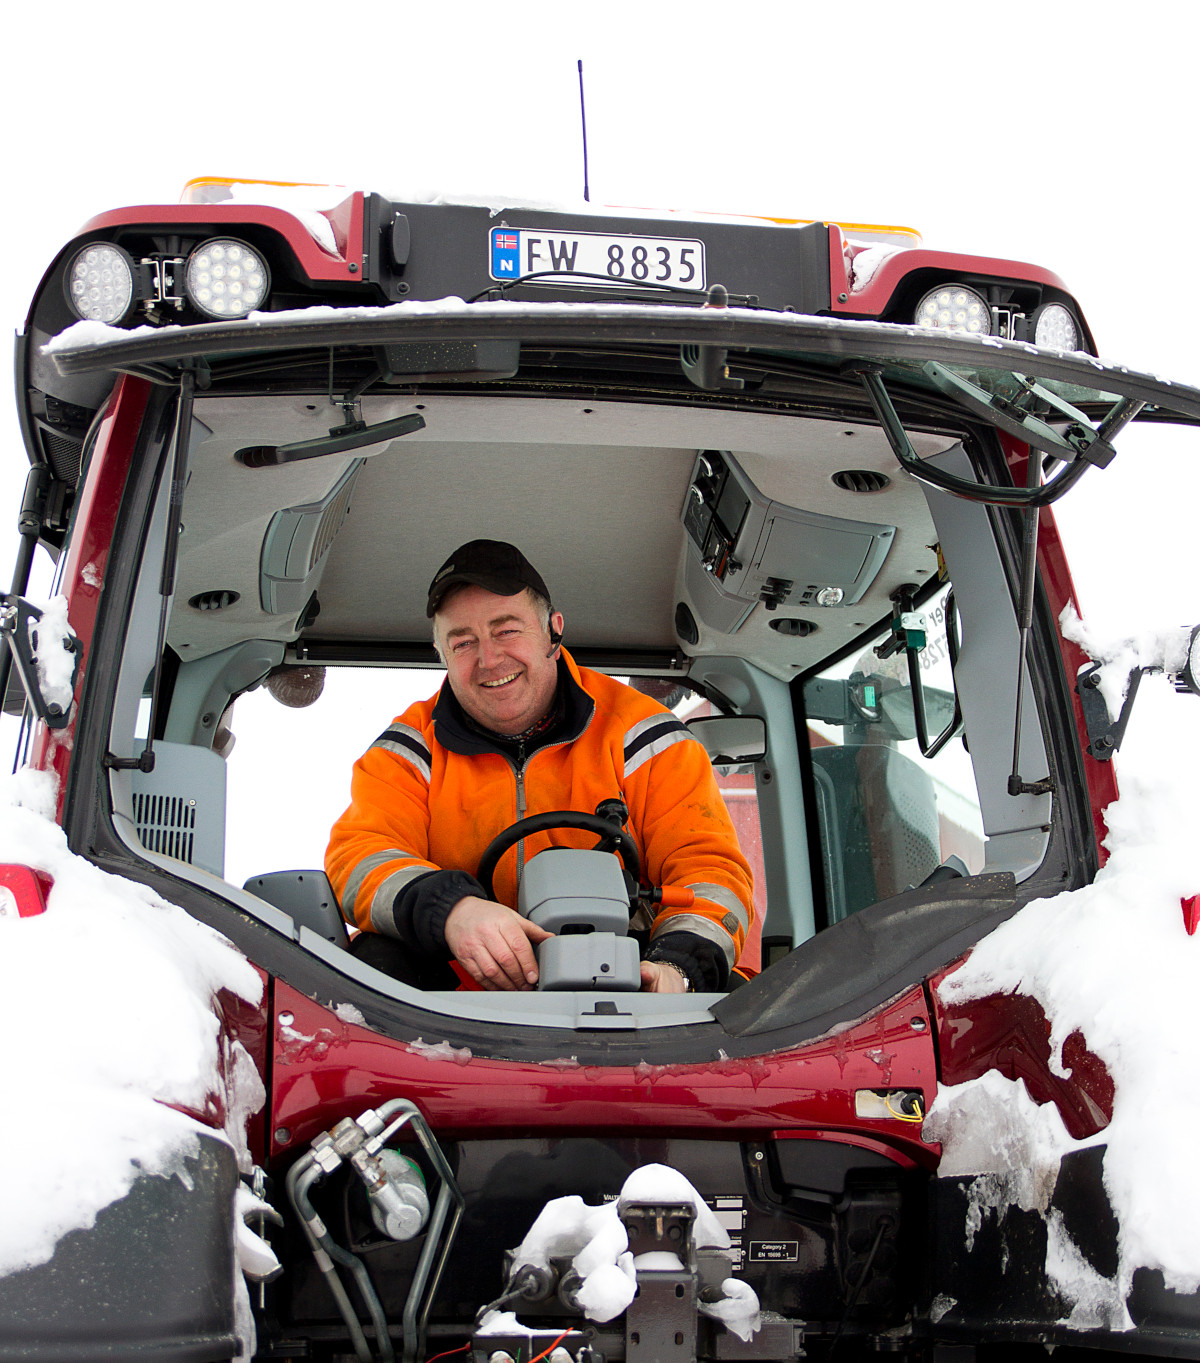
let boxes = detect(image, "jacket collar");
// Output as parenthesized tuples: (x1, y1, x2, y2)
(432, 647, 595, 757)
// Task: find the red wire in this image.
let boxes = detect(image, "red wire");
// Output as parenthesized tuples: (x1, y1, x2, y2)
(525, 1328, 573, 1363)
(431, 1323, 572, 1363)
(425, 1346, 471, 1363)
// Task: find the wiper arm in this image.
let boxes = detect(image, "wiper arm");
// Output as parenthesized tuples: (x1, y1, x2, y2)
(924, 363, 1144, 471)
(843, 360, 1142, 507)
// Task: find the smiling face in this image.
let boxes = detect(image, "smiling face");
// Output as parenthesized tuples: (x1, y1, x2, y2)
(434, 585, 564, 736)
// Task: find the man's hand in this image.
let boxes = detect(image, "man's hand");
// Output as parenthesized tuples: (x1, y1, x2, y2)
(444, 896, 553, 991)
(640, 960, 689, 993)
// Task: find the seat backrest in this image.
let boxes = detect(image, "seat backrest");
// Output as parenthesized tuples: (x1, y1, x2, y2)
(243, 869, 348, 946)
(810, 743, 940, 923)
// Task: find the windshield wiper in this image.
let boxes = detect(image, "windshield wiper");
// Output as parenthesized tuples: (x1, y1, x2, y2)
(844, 360, 1143, 507)
(923, 363, 1144, 472)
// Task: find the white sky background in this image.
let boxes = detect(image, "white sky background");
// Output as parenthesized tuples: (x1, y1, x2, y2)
(1, 0, 1198, 874)
(3, 3, 1200, 1313)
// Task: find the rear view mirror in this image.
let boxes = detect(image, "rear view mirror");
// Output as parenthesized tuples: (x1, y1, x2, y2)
(876, 682, 958, 744)
(687, 715, 767, 772)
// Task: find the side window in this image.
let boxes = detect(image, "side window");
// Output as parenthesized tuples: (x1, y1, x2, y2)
(803, 583, 985, 925)
(222, 667, 440, 886)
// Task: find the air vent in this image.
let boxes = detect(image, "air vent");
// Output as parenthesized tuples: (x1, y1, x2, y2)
(40, 430, 84, 485)
(832, 469, 891, 493)
(188, 590, 240, 611)
(309, 477, 355, 572)
(128, 742, 226, 876)
(133, 791, 197, 863)
(260, 460, 363, 615)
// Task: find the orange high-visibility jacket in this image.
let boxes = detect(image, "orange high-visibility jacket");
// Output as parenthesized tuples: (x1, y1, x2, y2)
(326, 649, 753, 975)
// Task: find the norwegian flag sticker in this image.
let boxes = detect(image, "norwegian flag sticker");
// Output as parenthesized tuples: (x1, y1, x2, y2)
(490, 228, 521, 278)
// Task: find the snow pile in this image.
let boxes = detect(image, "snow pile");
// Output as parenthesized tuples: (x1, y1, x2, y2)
(925, 611, 1200, 1322)
(848, 245, 900, 292)
(42, 318, 159, 352)
(0, 768, 264, 1279)
(1061, 606, 1195, 727)
(30, 596, 77, 717)
(407, 1036, 472, 1065)
(507, 1164, 759, 1339)
(924, 1072, 1131, 1330)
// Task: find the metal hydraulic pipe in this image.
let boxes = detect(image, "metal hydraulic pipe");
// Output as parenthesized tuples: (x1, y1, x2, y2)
(285, 1155, 373, 1363)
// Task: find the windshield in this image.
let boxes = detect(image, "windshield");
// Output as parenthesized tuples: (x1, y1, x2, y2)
(48, 310, 1149, 1030)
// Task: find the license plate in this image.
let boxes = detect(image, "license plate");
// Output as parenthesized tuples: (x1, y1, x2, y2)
(489, 226, 706, 290)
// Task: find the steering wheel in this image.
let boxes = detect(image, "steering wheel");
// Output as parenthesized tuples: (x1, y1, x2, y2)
(476, 811, 642, 904)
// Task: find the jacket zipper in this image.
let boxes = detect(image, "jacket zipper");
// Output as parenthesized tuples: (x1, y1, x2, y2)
(507, 713, 596, 894)
(515, 742, 528, 882)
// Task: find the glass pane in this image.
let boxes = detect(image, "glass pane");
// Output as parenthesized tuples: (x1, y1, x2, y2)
(224, 666, 440, 887)
(804, 582, 985, 924)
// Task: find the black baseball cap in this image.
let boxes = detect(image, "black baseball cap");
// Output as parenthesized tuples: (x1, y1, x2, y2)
(426, 540, 552, 618)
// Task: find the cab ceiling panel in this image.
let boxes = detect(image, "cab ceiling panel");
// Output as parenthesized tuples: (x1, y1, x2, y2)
(315, 439, 693, 651)
(170, 394, 957, 663)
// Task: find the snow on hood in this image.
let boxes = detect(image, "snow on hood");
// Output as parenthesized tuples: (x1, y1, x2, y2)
(925, 610, 1200, 1323)
(207, 180, 341, 254)
(0, 768, 263, 1279)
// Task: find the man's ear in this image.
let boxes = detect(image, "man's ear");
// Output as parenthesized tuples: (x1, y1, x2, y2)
(548, 611, 565, 653)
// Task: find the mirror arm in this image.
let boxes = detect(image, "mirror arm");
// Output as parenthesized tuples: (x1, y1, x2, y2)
(1077, 622, 1200, 760)
(882, 584, 964, 760)
(0, 467, 53, 718)
(0, 595, 79, 730)
(1076, 663, 1151, 761)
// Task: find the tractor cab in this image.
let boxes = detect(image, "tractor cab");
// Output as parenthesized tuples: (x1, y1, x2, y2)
(5, 180, 1200, 1363)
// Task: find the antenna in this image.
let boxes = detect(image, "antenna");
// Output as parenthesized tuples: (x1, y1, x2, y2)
(577, 59, 590, 202)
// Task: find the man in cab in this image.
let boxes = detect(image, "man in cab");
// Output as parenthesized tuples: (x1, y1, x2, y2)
(326, 540, 753, 992)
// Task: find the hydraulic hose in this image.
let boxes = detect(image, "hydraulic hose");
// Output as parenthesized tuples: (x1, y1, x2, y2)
(284, 1100, 464, 1363)
(285, 1155, 374, 1363)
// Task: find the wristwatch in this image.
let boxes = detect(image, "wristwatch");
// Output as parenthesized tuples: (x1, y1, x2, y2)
(656, 960, 693, 993)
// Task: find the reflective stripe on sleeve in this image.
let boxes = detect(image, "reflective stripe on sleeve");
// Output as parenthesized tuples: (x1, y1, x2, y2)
(370, 723, 432, 782)
(623, 714, 692, 779)
(370, 864, 437, 935)
(686, 881, 751, 937)
(341, 847, 413, 925)
(649, 912, 737, 968)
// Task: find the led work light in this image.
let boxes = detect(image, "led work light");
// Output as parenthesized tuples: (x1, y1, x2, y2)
(914, 284, 992, 336)
(65, 243, 136, 324)
(184, 238, 269, 319)
(1032, 302, 1080, 352)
